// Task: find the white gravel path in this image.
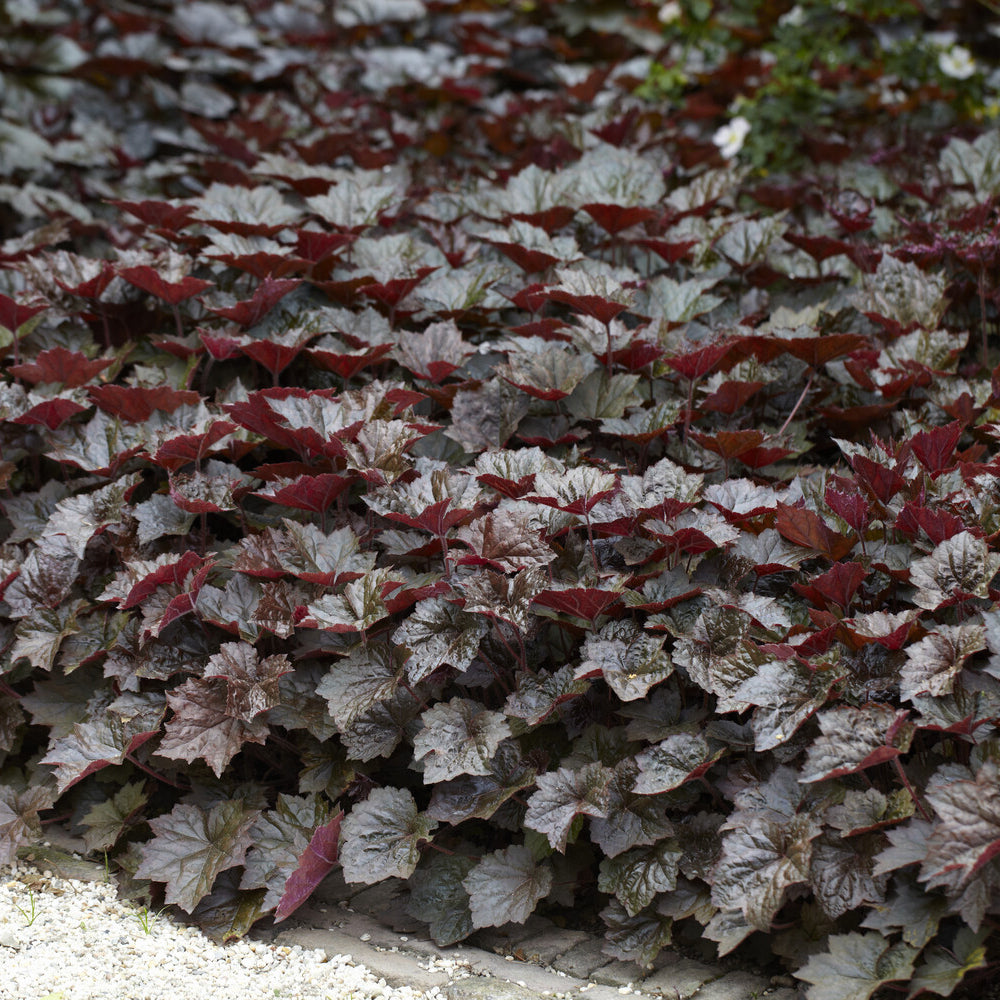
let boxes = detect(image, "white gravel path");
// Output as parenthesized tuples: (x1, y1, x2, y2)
(0, 861, 443, 1000)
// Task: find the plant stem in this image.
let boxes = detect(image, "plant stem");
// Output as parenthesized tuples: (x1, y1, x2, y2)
(125, 753, 188, 790)
(776, 372, 814, 438)
(894, 757, 931, 821)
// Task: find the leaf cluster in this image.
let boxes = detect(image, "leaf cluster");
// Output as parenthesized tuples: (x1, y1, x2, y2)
(2, 2, 1000, 998)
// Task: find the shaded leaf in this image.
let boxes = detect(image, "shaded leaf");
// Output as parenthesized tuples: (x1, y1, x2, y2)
(599, 898, 673, 968)
(463, 845, 552, 927)
(135, 800, 258, 913)
(910, 533, 1000, 610)
(504, 665, 590, 726)
(42, 691, 166, 793)
(413, 697, 512, 782)
(79, 782, 148, 853)
(906, 927, 988, 999)
(921, 762, 1000, 895)
(810, 835, 889, 920)
(598, 840, 682, 917)
(156, 678, 269, 779)
(427, 743, 537, 825)
(900, 624, 985, 702)
(339, 787, 437, 884)
(203, 642, 291, 721)
(712, 812, 821, 931)
(525, 762, 614, 851)
(801, 705, 914, 783)
(575, 620, 673, 702)
(407, 854, 476, 946)
(316, 643, 406, 732)
(633, 733, 723, 795)
(392, 598, 488, 683)
(797, 932, 919, 1000)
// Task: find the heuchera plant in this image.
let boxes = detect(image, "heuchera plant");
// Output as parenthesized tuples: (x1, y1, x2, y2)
(3, 1, 1000, 997)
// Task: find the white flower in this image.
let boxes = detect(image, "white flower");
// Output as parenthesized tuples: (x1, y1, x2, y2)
(658, 1, 682, 23)
(712, 116, 750, 158)
(778, 5, 805, 27)
(939, 45, 976, 80)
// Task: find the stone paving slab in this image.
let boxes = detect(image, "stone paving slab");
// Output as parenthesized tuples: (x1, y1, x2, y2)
(554, 938, 616, 979)
(271, 900, 795, 1000)
(257, 861, 795, 1000)
(641, 955, 722, 999)
(504, 925, 592, 966)
(272, 924, 457, 995)
(589, 959, 649, 988)
(689, 970, 770, 1000)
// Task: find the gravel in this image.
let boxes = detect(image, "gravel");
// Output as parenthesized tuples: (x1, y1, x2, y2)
(0, 861, 444, 1000)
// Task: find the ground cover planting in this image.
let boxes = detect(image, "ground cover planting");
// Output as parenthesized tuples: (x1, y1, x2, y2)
(3, 1, 1000, 996)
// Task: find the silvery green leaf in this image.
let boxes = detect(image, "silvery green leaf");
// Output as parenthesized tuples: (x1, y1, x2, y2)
(339, 787, 437, 884)
(462, 845, 552, 927)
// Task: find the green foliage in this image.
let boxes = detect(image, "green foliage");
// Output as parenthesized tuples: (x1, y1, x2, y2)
(649, 0, 990, 171)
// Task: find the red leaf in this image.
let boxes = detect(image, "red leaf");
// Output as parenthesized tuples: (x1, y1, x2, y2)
(224, 391, 312, 453)
(602, 340, 664, 372)
(736, 444, 794, 469)
(665, 341, 731, 381)
(308, 342, 393, 379)
(156, 588, 202, 635)
(634, 237, 698, 264)
(253, 474, 352, 513)
(476, 474, 536, 500)
(503, 283, 553, 314)
(118, 266, 213, 305)
(88, 385, 201, 422)
(111, 199, 195, 234)
(208, 250, 308, 280)
(825, 487, 870, 533)
(532, 587, 622, 624)
(382, 578, 449, 615)
(909, 421, 963, 475)
(199, 331, 243, 361)
(546, 289, 627, 326)
(895, 502, 966, 545)
(383, 498, 473, 537)
(688, 429, 765, 460)
(508, 318, 570, 342)
(818, 402, 898, 435)
(359, 268, 437, 309)
(152, 420, 237, 471)
(508, 207, 576, 234)
(776, 334, 866, 368)
(0, 293, 47, 331)
(852, 455, 906, 504)
(121, 552, 205, 609)
(783, 232, 851, 262)
(794, 562, 867, 611)
(775, 502, 854, 560)
(14, 398, 87, 430)
(274, 811, 343, 923)
(239, 339, 308, 378)
(9, 347, 113, 388)
(295, 230, 355, 262)
(581, 203, 656, 235)
(205, 278, 301, 327)
(53, 261, 115, 300)
(700, 379, 764, 415)
(486, 241, 562, 274)
(386, 387, 427, 414)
